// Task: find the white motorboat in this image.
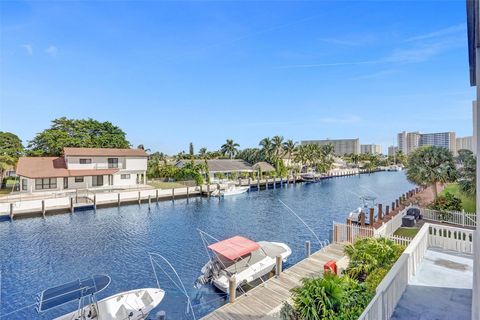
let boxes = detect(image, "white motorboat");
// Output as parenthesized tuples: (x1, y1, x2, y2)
(301, 172, 317, 183)
(348, 195, 377, 225)
(197, 235, 291, 293)
(37, 275, 165, 320)
(214, 183, 249, 196)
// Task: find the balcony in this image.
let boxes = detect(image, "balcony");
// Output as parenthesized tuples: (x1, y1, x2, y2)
(67, 163, 124, 170)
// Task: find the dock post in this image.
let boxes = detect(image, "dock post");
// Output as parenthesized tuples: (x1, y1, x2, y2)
(187, 186, 190, 200)
(207, 184, 210, 198)
(172, 188, 175, 201)
(118, 193, 121, 207)
(148, 195, 151, 210)
(10, 203, 14, 220)
(396, 199, 400, 209)
(392, 201, 395, 212)
(257, 177, 260, 191)
(273, 177, 276, 189)
(93, 195, 97, 210)
(280, 177, 283, 188)
(305, 240, 311, 258)
(228, 276, 236, 303)
(275, 255, 282, 277)
(138, 191, 141, 205)
(248, 178, 251, 191)
(385, 205, 390, 217)
(42, 200, 46, 218)
(76, 190, 78, 203)
(360, 212, 366, 227)
(70, 197, 74, 213)
(378, 203, 383, 220)
(156, 189, 159, 202)
(369, 207, 374, 225)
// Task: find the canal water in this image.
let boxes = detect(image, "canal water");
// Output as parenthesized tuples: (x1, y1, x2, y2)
(0, 171, 414, 319)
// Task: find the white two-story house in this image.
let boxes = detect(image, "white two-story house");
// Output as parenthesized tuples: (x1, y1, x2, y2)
(16, 147, 148, 192)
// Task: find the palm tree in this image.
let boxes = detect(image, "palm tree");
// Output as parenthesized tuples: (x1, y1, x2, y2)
(198, 147, 208, 159)
(259, 137, 273, 161)
(271, 135, 285, 159)
(406, 146, 457, 198)
(221, 139, 240, 159)
(283, 140, 296, 159)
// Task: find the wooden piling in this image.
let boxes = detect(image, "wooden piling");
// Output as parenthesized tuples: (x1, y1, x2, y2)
(70, 197, 74, 213)
(156, 189, 159, 202)
(369, 207, 375, 225)
(305, 240, 311, 258)
(275, 255, 282, 277)
(207, 184, 210, 197)
(395, 199, 399, 209)
(93, 195, 97, 210)
(360, 212, 366, 227)
(392, 201, 395, 211)
(187, 186, 190, 199)
(172, 188, 175, 201)
(378, 203, 383, 220)
(10, 203, 14, 220)
(273, 177, 276, 189)
(229, 276, 236, 303)
(42, 200, 46, 218)
(385, 205, 390, 216)
(138, 191, 141, 205)
(148, 195, 151, 210)
(118, 193, 121, 207)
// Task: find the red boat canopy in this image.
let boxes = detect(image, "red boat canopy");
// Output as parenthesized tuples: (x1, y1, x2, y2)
(208, 236, 260, 260)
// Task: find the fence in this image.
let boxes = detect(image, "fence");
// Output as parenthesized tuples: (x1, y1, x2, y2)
(332, 222, 375, 243)
(358, 222, 471, 320)
(375, 206, 410, 237)
(421, 208, 477, 228)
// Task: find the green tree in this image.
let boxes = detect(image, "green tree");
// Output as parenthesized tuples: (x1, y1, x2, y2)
(406, 146, 457, 198)
(457, 150, 476, 197)
(28, 117, 130, 156)
(283, 140, 297, 160)
(220, 139, 239, 159)
(0, 132, 23, 180)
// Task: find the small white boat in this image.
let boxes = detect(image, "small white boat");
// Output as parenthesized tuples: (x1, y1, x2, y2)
(301, 172, 317, 183)
(197, 236, 291, 293)
(348, 195, 377, 225)
(37, 275, 165, 320)
(218, 184, 249, 196)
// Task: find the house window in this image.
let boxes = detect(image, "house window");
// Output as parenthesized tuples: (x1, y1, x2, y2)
(75, 177, 84, 183)
(35, 178, 57, 190)
(21, 179, 27, 191)
(108, 158, 118, 168)
(121, 174, 130, 179)
(63, 177, 68, 189)
(92, 175, 103, 187)
(79, 159, 92, 164)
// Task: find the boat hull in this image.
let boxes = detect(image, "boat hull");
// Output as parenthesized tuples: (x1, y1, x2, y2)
(54, 288, 165, 320)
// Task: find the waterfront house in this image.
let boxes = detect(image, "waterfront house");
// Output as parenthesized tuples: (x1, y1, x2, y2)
(16, 147, 148, 192)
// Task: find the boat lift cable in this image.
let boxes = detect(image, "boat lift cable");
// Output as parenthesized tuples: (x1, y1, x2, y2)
(278, 199, 322, 247)
(148, 253, 196, 320)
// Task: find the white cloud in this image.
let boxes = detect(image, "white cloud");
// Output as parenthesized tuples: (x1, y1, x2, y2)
(45, 45, 58, 57)
(404, 24, 466, 42)
(22, 44, 33, 55)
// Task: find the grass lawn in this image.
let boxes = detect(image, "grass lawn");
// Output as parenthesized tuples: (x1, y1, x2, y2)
(394, 227, 420, 238)
(441, 183, 476, 213)
(148, 181, 187, 189)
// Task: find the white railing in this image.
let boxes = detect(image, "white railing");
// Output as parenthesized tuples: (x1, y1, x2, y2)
(358, 222, 472, 320)
(421, 208, 477, 228)
(332, 222, 374, 243)
(428, 224, 474, 254)
(375, 207, 410, 237)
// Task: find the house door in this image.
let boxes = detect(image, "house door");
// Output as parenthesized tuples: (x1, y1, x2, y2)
(92, 175, 104, 187)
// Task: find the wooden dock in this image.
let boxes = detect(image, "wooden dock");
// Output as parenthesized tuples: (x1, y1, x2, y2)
(201, 243, 347, 320)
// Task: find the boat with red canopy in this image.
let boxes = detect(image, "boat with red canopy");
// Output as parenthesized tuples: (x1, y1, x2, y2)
(197, 235, 291, 293)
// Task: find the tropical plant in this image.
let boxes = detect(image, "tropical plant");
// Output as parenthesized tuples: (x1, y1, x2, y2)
(429, 191, 463, 212)
(283, 140, 297, 159)
(406, 146, 457, 198)
(457, 150, 476, 197)
(0, 131, 23, 180)
(27, 117, 130, 156)
(221, 139, 240, 159)
(259, 137, 274, 161)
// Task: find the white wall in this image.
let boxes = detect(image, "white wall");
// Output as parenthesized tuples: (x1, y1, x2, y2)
(66, 156, 126, 170)
(125, 158, 147, 171)
(113, 173, 138, 186)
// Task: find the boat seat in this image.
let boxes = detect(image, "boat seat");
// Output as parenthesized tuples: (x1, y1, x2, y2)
(115, 304, 129, 319)
(141, 291, 153, 306)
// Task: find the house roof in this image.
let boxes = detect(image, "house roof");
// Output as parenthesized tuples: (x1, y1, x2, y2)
(252, 161, 276, 172)
(63, 147, 148, 157)
(176, 159, 253, 172)
(208, 236, 260, 260)
(16, 157, 118, 178)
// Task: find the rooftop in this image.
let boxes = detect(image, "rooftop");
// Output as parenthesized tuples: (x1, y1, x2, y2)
(175, 159, 253, 173)
(63, 147, 148, 157)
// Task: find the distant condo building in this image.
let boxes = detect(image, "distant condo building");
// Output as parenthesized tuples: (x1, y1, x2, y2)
(388, 146, 398, 157)
(360, 144, 382, 155)
(456, 136, 473, 152)
(301, 138, 360, 155)
(397, 131, 456, 155)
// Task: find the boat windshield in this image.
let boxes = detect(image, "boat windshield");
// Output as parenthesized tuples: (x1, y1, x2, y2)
(37, 274, 111, 313)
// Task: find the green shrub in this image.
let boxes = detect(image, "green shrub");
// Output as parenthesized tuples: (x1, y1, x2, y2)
(429, 191, 462, 212)
(364, 267, 389, 293)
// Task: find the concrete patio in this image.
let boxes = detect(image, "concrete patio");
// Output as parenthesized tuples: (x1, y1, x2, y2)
(391, 248, 473, 320)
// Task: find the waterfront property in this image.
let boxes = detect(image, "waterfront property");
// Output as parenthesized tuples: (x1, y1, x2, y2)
(0, 171, 413, 319)
(301, 138, 361, 155)
(16, 147, 148, 193)
(175, 159, 254, 180)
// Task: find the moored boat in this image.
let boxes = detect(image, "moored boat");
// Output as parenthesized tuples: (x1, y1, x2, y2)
(197, 235, 291, 293)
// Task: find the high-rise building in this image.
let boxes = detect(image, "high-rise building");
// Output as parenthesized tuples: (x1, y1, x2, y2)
(388, 146, 398, 157)
(419, 132, 456, 154)
(456, 136, 474, 152)
(397, 131, 456, 154)
(361, 144, 382, 154)
(301, 138, 360, 155)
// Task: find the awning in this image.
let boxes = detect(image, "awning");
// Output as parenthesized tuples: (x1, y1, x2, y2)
(208, 236, 260, 260)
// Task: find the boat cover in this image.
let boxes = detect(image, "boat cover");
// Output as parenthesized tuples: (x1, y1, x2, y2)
(208, 236, 260, 260)
(37, 274, 111, 312)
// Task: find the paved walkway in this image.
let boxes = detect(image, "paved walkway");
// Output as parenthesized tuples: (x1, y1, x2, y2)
(391, 248, 473, 320)
(201, 243, 347, 320)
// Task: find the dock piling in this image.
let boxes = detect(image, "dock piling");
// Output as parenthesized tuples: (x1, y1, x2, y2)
(42, 200, 46, 218)
(305, 240, 311, 258)
(148, 195, 151, 210)
(187, 186, 190, 200)
(156, 189, 159, 202)
(9, 203, 14, 220)
(93, 195, 97, 210)
(228, 276, 236, 303)
(369, 207, 374, 225)
(138, 191, 141, 205)
(172, 188, 175, 201)
(118, 193, 121, 207)
(378, 203, 383, 220)
(275, 255, 282, 277)
(70, 197, 74, 213)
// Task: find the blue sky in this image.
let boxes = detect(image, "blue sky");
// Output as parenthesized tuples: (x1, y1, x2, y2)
(0, 0, 475, 154)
